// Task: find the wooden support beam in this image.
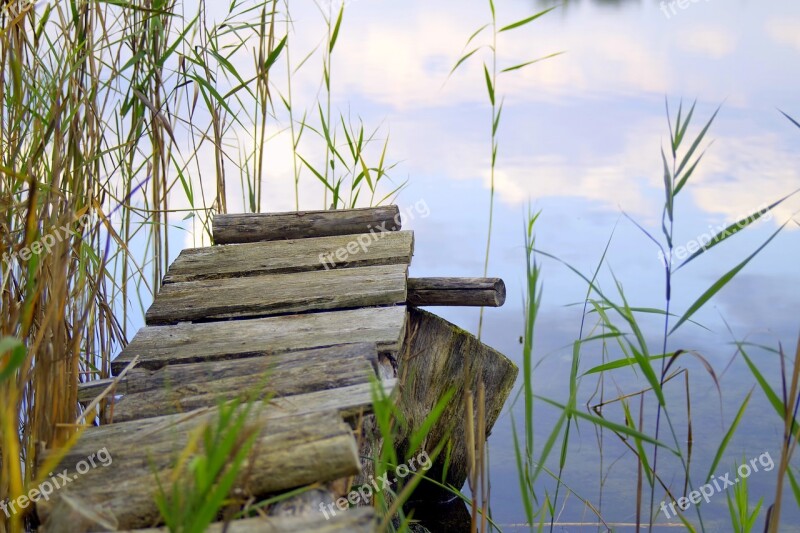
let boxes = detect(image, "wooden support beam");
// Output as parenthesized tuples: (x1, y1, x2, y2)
(213, 206, 401, 245)
(407, 277, 506, 307)
(393, 308, 518, 499)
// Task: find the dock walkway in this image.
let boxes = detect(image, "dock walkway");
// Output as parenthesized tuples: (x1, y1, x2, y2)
(38, 206, 517, 532)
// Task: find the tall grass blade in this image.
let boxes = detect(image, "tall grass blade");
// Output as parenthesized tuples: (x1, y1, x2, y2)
(499, 7, 557, 32)
(676, 189, 799, 271)
(704, 390, 752, 483)
(670, 222, 788, 334)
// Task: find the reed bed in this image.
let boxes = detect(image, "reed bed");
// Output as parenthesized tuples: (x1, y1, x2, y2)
(1, 0, 399, 530)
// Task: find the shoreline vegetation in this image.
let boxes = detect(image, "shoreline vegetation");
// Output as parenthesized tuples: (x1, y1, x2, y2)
(1, 0, 798, 532)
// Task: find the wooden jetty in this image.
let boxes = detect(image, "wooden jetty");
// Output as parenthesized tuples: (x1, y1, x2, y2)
(40, 206, 518, 532)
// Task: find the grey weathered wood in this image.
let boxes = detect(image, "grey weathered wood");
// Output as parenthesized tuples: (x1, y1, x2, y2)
(108, 344, 379, 422)
(268, 487, 338, 519)
(38, 409, 361, 532)
(393, 308, 518, 499)
(213, 206, 401, 244)
(112, 380, 396, 425)
(78, 379, 115, 404)
(70, 380, 396, 446)
(145, 264, 408, 325)
(266, 380, 396, 423)
(113, 306, 407, 374)
(407, 278, 506, 307)
(115, 507, 377, 533)
(163, 231, 415, 284)
(110, 343, 377, 397)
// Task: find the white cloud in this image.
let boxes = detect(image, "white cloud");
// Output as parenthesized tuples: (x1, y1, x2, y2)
(766, 17, 800, 51)
(675, 26, 737, 59)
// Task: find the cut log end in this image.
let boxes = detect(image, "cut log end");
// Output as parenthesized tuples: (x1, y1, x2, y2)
(407, 277, 506, 307)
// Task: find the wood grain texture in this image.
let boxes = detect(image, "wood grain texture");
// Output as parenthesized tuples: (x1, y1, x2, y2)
(78, 379, 114, 404)
(85, 378, 399, 426)
(163, 231, 414, 284)
(113, 306, 407, 374)
(109, 343, 379, 422)
(38, 409, 361, 532)
(145, 264, 408, 325)
(213, 206, 401, 244)
(115, 507, 377, 533)
(394, 308, 518, 499)
(265, 380, 396, 423)
(407, 277, 506, 307)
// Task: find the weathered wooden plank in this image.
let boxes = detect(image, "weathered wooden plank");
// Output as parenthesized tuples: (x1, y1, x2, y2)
(78, 379, 114, 404)
(145, 264, 408, 326)
(163, 231, 414, 284)
(407, 277, 506, 307)
(112, 306, 407, 374)
(109, 343, 377, 397)
(266, 380, 396, 423)
(116, 507, 377, 533)
(38, 409, 361, 532)
(108, 344, 380, 422)
(213, 206, 401, 244)
(73, 380, 396, 450)
(393, 308, 518, 499)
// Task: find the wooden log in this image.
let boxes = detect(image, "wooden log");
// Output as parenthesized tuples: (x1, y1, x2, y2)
(407, 278, 506, 307)
(109, 343, 379, 422)
(393, 308, 518, 500)
(112, 306, 407, 374)
(113, 507, 377, 533)
(38, 409, 361, 532)
(145, 264, 408, 326)
(213, 206, 401, 245)
(163, 231, 414, 284)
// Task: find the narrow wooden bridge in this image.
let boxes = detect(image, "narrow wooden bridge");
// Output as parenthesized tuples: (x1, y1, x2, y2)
(38, 206, 517, 532)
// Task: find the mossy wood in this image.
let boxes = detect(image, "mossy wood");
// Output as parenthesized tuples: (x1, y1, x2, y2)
(395, 307, 518, 497)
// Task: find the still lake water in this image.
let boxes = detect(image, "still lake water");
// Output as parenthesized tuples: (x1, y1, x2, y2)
(138, 0, 800, 530)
